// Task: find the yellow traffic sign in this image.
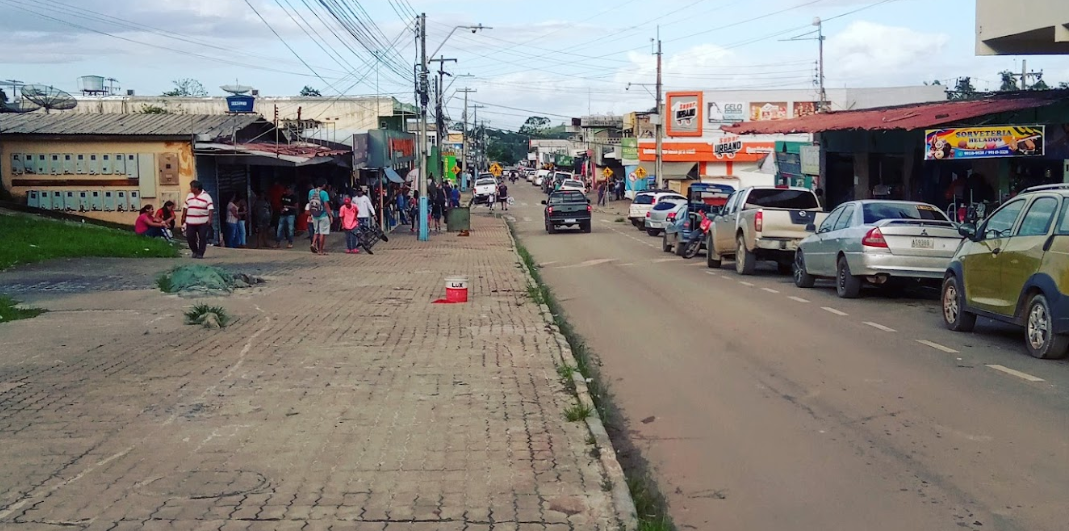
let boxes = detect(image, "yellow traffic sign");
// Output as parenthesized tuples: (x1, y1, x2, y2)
(452, 165, 461, 175)
(634, 166, 647, 178)
(489, 163, 503, 177)
(602, 167, 614, 178)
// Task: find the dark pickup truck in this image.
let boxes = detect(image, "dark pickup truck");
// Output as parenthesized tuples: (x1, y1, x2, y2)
(543, 190, 592, 234)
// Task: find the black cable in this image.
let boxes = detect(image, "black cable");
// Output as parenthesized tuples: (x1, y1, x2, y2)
(244, 0, 329, 84)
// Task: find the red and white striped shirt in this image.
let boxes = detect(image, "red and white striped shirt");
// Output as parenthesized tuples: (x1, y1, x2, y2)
(184, 191, 214, 225)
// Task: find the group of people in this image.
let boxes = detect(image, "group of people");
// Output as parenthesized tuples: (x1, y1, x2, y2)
(134, 201, 178, 241)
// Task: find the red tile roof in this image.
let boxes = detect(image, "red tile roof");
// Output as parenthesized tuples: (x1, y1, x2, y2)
(722, 92, 1068, 135)
(239, 142, 349, 158)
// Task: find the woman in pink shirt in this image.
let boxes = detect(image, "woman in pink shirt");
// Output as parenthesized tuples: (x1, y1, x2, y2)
(134, 205, 170, 241)
(339, 196, 361, 254)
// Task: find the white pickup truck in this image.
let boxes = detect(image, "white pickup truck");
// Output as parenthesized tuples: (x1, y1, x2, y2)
(472, 175, 498, 205)
(707, 186, 826, 275)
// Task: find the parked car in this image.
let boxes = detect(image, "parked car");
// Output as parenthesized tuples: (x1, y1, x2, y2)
(942, 185, 1069, 359)
(534, 169, 550, 186)
(707, 186, 825, 275)
(628, 190, 685, 230)
(644, 198, 686, 236)
(793, 200, 962, 298)
(543, 190, 592, 233)
(525, 169, 537, 182)
(663, 183, 735, 255)
(472, 176, 498, 205)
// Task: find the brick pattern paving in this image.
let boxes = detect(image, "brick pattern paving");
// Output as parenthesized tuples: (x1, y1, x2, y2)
(0, 214, 618, 530)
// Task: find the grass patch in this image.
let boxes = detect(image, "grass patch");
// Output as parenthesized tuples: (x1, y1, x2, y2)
(527, 284, 546, 305)
(0, 212, 179, 271)
(184, 304, 231, 329)
(156, 272, 175, 293)
(564, 403, 592, 422)
(557, 364, 576, 381)
(512, 221, 677, 531)
(0, 295, 46, 323)
(614, 217, 625, 223)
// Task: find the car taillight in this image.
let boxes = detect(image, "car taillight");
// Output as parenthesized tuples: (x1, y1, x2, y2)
(587, 205, 592, 212)
(755, 210, 763, 232)
(863, 227, 888, 248)
(646, 211, 651, 218)
(683, 221, 690, 229)
(652, 197, 657, 205)
(547, 206, 553, 214)
(667, 213, 676, 221)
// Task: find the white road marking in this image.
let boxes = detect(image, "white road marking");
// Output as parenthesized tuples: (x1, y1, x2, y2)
(821, 307, 848, 316)
(653, 258, 676, 263)
(538, 261, 560, 267)
(705, 271, 718, 276)
(863, 321, 896, 332)
(917, 339, 958, 353)
(559, 258, 617, 269)
(761, 288, 780, 294)
(739, 281, 755, 287)
(789, 296, 809, 303)
(987, 364, 1045, 382)
(600, 219, 613, 223)
(691, 262, 705, 266)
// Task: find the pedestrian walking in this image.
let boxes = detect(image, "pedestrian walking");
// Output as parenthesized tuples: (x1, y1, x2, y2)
(308, 179, 333, 255)
(497, 181, 509, 211)
(339, 196, 361, 254)
(276, 185, 297, 248)
(450, 184, 461, 209)
(597, 181, 607, 206)
(252, 192, 272, 249)
(432, 187, 446, 232)
(225, 194, 244, 248)
(354, 187, 376, 230)
(181, 180, 214, 259)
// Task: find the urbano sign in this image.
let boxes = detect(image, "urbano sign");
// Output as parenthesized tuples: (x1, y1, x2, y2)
(707, 101, 746, 123)
(666, 91, 703, 137)
(713, 135, 743, 159)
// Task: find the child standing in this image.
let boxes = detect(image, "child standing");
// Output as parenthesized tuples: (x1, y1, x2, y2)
(339, 196, 361, 254)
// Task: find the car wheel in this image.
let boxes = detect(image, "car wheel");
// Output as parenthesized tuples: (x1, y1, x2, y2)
(706, 234, 721, 268)
(735, 235, 756, 275)
(835, 256, 862, 298)
(662, 234, 672, 253)
(546, 222, 556, 234)
(646, 228, 659, 237)
(941, 275, 976, 332)
(581, 221, 591, 234)
(793, 251, 816, 288)
(1025, 294, 1069, 359)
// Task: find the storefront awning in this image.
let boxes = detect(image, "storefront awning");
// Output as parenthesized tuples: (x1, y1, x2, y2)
(383, 167, 405, 184)
(639, 162, 698, 181)
(721, 92, 1068, 135)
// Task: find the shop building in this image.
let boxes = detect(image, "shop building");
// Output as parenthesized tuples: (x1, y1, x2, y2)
(724, 91, 1069, 214)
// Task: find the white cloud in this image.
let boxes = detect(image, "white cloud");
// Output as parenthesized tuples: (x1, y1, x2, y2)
(825, 20, 951, 85)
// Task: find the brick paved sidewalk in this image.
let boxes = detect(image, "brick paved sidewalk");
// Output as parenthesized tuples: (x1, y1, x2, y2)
(0, 213, 624, 530)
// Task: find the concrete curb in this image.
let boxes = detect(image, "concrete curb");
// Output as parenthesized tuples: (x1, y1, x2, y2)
(505, 222, 639, 531)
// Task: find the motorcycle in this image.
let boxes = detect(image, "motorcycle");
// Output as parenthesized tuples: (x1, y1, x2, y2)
(681, 212, 713, 259)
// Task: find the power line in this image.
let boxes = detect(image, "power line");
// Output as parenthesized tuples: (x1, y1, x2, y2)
(244, 0, 328, 84)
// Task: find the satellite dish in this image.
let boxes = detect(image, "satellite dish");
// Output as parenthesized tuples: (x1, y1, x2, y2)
(220, 84, 254, 95)
(2, 99, 41, 113)
(22, 84, 77, 112)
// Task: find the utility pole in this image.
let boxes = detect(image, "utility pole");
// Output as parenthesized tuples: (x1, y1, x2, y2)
(654, 26, 663, 190)
(472, 104, 486, 172)
(458, 88, 476, 189)
(429, 56, 457, 183)
(1006, 60, 1043, 90)
(816, 18, 827, 112)
(417, 12, 430, 241)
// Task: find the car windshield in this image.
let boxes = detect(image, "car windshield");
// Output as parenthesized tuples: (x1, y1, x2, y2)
(555, 173, 571, 180)
(548, 191, 587, 204)
(563, 180, 584, 188)
(476, 179, 496, 186)
(633, 194, 655, 205)
(744, 189, 819, 209)
(862, 202, 951, 224)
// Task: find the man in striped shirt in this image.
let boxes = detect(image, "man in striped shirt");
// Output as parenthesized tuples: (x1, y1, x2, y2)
(181, 180, 215, 259)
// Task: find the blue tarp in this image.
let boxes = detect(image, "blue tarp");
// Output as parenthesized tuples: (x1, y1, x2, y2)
(383, 167, 404, 184)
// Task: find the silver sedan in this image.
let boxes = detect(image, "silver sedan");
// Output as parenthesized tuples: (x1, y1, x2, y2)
(793, 200, 963, 298)
(644, 199, 687, 237)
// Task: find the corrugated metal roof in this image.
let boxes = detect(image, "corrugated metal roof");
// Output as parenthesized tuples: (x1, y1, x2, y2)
(0, 113, 268, 139)
(722, 92, 1068, 135)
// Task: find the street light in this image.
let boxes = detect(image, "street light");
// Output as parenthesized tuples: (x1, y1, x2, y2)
(418, 19, 491, 242)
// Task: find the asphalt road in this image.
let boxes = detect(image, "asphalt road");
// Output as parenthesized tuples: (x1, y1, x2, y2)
(502, 182, 1069, 531)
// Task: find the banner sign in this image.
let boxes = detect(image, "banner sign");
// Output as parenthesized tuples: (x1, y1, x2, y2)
(713, 135, 743, 159)
(666, 92, 703, 137)
(793, 101, 819, 118)
(924, 126, 1044, 160)
(706, 101, 746, 123)
(800, 145, 820, 175)
(750, 102, 788, 121)
(621, 138, 639, 162)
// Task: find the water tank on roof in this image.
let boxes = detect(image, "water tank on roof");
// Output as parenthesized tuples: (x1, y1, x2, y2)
(79, 75, 105, 92)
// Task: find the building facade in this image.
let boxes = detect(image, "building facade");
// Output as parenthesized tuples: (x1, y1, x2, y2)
(976, 0, 1069, 55)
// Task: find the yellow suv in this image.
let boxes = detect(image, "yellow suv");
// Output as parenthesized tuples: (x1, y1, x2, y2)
(942, 185, 1069, 359)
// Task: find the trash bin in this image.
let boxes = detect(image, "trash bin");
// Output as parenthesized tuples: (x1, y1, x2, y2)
(447, 207, 470, 232)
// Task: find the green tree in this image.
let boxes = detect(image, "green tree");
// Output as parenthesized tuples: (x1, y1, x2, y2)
(162, 78, 208, 97)
(299, 85, 322, 97)
(138, 104, 170, 114)
(948, 77, 978, 100)
(518, 116, 551, 136)
(1031, 78, 1050, 90)
(998, 70, 1018, 91)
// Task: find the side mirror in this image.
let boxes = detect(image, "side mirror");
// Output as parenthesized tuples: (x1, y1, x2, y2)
(805, 223, 816, 233)
(540, 200, 547, 205)
(958, 223, 977, 240)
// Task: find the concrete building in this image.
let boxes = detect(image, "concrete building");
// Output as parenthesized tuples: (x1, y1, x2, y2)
(976, 0, 1069, 55)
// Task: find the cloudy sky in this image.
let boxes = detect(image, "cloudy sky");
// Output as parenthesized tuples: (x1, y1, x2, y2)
(2, 0, 1067, 129)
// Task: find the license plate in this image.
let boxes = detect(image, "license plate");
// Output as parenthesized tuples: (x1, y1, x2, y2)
(564, 218, 577, 223)
(911, 237, 934, 249)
